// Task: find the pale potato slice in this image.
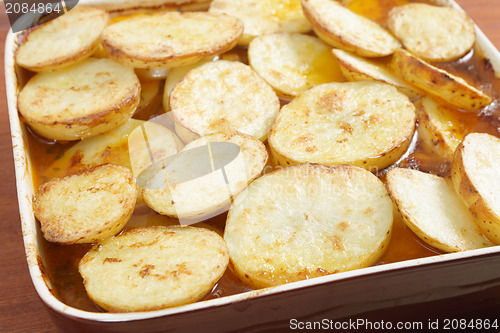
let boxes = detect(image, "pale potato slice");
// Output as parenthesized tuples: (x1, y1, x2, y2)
(33, 164, 138, 244)
(388, 3, 475, 62)
(170, 60, 280, 142)
(18, 58, 141, 141)
(84, 0, 211, 12)
(15, 7, 109, 71)
(209, 0, 311, 46)
(301, 0, 401, 57)
(101, 12, 243, 68)
(248, 33, 343, 98)
(386, 168, 491, 252)
(268, 81, 415, 170)
(225, 164, 393, 289)
(332, 48, 418, 98)
(391, 49, 492, 111)
(48, 119, 144, 179)
(415, 97, 468, 161)
(142, 130, 267, 223)
(79, 226, 228, 312)
(452, 133, 500, 244)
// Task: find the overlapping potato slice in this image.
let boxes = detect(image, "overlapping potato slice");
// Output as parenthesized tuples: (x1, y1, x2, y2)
(84, 0, 211, 12)
(452, 133, 500, 244)
(301, 0, 401, 57)
(415, 97, 468, 161)
(248, 33, 343, 98)
(142, 130, 267, 223)
(101, 12, 243, 68)
(79, 226, 228, 312)
(209, 0, 311, 46)
(268, 81, 415, 170)
(225, 163, 393, 289)
(15, 7, 109, 71)
(33, 164, 138, 244)
(170, 60, 280, 142)
(388, 3, 475, 62)
(386, 168, 491, 252)
(18, 58, 141, 141)
(391, 49, 492, 111)
(332, 48, 418, 98)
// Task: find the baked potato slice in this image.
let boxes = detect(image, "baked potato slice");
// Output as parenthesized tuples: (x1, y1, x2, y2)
(15, 6, 109, 71)
(209, 0, 311, 45)
(248, 33, 343, 98)
(268, 81, 416, 170)
(225, 163, 393, 289)
(415, 97, 469, 161)
(142, 130, 267, 223)
(33, 164, 138, 244)
(79, 226, 228, 312)
(386, 167, 492, 252)
(18, 58, 141, 141)
(301, 0, 401, 57)
(452, 133, 500, 244)
(170, 60, 280, 142)
(101, 11, 243, 68)
(332, 48, 418, 98)
(388, 3, 475, 62)
(391, 48, 492, 111)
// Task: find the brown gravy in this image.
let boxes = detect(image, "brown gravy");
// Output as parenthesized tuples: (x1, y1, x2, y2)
(23, 0, 500, 312)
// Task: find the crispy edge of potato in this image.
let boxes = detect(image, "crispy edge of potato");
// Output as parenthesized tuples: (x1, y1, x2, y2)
(391, 48, 492, 111)
(452, 133, 500, 244)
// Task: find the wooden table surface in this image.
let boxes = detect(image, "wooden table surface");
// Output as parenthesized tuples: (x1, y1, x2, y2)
(1, 1, 500, 332)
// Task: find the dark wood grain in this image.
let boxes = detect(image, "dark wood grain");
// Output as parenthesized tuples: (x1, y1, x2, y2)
(0, 1, 499, 332)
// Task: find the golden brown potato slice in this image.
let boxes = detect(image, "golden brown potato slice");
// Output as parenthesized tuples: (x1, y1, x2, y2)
(386, 168, 492, 252)
(33, 164, 138, 244)
(268, 81, 415, 171)
(332, 48, 418, 98)
(301, 0, 401, 57)
(79, 226, 228, 312)
(248, 33, 343, 98)
(452, 133, 500, 244)
(388, 3, 475, 62)
(225, 163, 393, 289)
(209, 0, 311, 45)
(15, 7, 109, 71)
(101, 12, 243, 68)
(142, 130, 267, 223)
(415, 97, 468, 161)
(391, 49, 492, 111)
(170, 60, 280, 142)
(18, 58, 141, 141)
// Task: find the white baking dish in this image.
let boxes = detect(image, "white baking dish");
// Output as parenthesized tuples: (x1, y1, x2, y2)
(6, 0, 500, 331)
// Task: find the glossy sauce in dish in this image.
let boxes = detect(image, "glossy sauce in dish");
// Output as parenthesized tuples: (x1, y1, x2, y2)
(22, 0, 500, 312)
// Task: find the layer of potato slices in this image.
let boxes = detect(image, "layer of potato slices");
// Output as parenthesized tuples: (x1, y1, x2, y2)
(18, 58, 141, 141)
(170, 60, 280, 142)
(225, 163, 393, 289)
(301, 0, 401, 57)
(268, 81, 415, 170)
(15, 6, 109, 71)
(452, 133, 500, 244)
(33, 164, 138, 244)
(101, 11, 243, 68)
(79, 226, 228, 312)
(391, 49, 492, 111)
(387, 167, 492, 252)
(388, 3, 476, 62)
(209, 0, 311, 45)
(249, 32, 343, 98)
